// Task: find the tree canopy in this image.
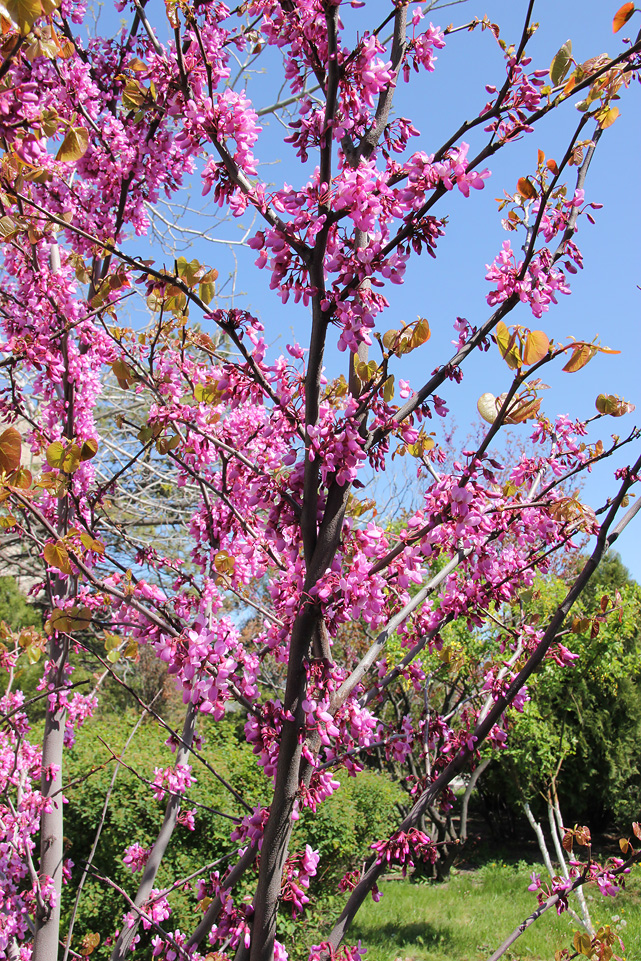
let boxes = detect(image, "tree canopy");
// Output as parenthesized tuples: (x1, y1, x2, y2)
(1, 2, 641, 961)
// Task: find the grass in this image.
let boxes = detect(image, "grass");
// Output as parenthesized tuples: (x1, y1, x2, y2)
(348, 861, 641, 961)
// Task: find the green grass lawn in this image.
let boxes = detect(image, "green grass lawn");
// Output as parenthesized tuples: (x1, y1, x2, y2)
(348, 862, 641, 961)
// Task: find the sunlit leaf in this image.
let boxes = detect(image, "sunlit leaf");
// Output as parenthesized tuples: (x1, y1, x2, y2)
(43, 541, 72, 575)
(5, 0, 42, 33)
(516, 176, 537, 200)
(121, 79, 146, 111)
(7, 467, 32, 489)
(104, 632, 121, 652)
(50, 606, 91, 632)
(410, 317, 431, 350)
(562, 343, 596, 373)
(46, 440, 81, 473)
(550, 39, 572, 86)
(0, 427, 21, 472)
(598, 106, 620, 129)
(123, 638, 138, 659)
(595, 393, 635, 416)
(199, 280, 216, 305)
(194, 382, 223, 404)
(112, 359, 134, 389)
(79, 533, 105, 554)
(214, 550, 235, 576)
(56, 126, 89, 162)
(80, 437, 98, 461)
(613, 2, 635, 32)
(382, 375, 394, 403)
(0, 214, 20, 242)
(79, 932, 100, 957)
(522, 330, 549, 366)
(382, 329, 399, 351)
(477, 392, 499, 424)
(495, 321, 521, 368)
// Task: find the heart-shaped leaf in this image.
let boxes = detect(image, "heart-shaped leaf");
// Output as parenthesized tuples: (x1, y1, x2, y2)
(0, 427, 22, 472)
(613, 2, 635, 32)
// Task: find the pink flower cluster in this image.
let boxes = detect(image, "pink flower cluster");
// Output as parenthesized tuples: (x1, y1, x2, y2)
(371, 828, 437, 877)
(486, 240, 573, 319)
(281, 845, 320, 916)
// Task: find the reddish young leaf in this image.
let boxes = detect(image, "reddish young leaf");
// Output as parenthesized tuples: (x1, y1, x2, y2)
(598, 106, 620, 129)
(522, 330, 550, 366)
(516, 177, 537, 200)
(562, 343, 597, 373)
(613, 2, 635, 32)
(0, 427, 22, 473)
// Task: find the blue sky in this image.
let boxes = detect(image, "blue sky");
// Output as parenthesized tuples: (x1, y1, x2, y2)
(107, 0, 641, 578)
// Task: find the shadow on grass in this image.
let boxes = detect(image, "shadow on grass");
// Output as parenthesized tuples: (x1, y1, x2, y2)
(351, 919, 455, 951)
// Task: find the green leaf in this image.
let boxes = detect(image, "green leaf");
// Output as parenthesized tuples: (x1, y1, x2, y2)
(5, 0, 43, 33)
(595, 393, 635, 416)
(111, 359, 134, 389)
(194, 382, 222, 404)
(56, 126, 89, 163)
(214, 550, 235, 576)
(46, 440, 81, 473)
(0, 215, 21, 243)
(199, 281, 216, 305)
(550, 39, 572, 86)
(495, 321, 521, 369)
(43, 541, 72, 575)
(79, 533, 105, 554)
(121, 79, 146, 111)
(50, 606, 92, 632)
(156, 434, 181, 454)
(80, 437, 98, 461)
(382, 329, 399, 351)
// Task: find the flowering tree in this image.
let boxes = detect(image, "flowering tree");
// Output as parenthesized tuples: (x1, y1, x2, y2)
(1, 1, 641, 960)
